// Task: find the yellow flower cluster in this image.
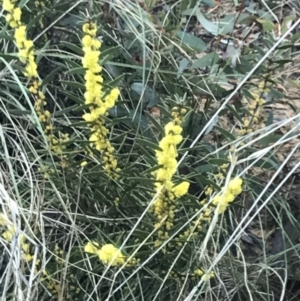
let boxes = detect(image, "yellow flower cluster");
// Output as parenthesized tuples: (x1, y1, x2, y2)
(151, 107, 190, 246)
(237, 81, 269, 138)
(81, 22, 120, 178)
(2, 0, 69, 160)
(39, 246, 81, 301)
(31, 81, 69, 157)
(84, 242, 125, 266)
(167, 268, 214, 281)
(85, 241, 140, 267)
(212, 177, 243, 214)
(2, 0, 38, 77)
(34, 0, 51, 41)
(173, 164, 234, 248)
(0, 218, 33, 261)
(193, 268, 215, 281)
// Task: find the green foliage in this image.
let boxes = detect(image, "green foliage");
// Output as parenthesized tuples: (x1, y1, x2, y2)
(1, 0, 300, 300)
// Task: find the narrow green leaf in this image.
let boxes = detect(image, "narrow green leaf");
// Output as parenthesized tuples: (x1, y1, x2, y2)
(131, 83, 160, 108)
(43, 67, 64, 86)
(191, 51, 219, 69)
(61, 80, 85, 90)
(104, 63, 121, 79)
(196, 10, 234, 35)
(226, 104, 244, 124)
(54, 104, 78, 116)
(176, 31, 207, 51)
(7, 109, 31, 116)
(145, 111, 164, 135)
(193, 173, 221, 192)
(60, 91, 83, 105)
(135, 138, 160, 151)
(208, 158, 229, 166)
(127, 177, 156, 185)
(256, 18, 275, 32)
(65, 67, 86, 76)
(214, 126, 236, 141)
(177, 58, 190, 79)
(60, 41, 84, 55)
(252, 157, 278, 170)
(100, 46, 121, 61)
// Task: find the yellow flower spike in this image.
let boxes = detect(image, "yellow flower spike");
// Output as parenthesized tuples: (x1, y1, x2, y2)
(24, 253, 33, 262)
(2, 230, 13, 241)
(81, 21, 119, 178)
(12, 7, 21, 23)
(172, 181, 190, 198)
(194, 269, 204, 276)
(22, 242, 30, 253)
(82, 23, 97, 36)
(0, 213, 9, 226)
(205, 187, 213, 195)
(3, 0, 15, 11)
(212, 195, 228, 214)
(180, 108, 187, 115)
(97, 244, 125, 266)
(201, 271, 214, 281)
(84, 241, 100, 255)
(81, 161, 88, 167)
(150, 106, 189, 248)
(228, 177, 243, 196)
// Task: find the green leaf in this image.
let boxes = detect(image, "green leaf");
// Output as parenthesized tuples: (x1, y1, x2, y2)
(109, 106, 152, 137)
(282, 15, 296, 34)
(266, 110, 274, 126)
(144, 111, 164, 135)
(291, 33, 300, 43)
(42, 67, 64, 86)
(177, 58, 190, 79)
(61, 81, 85, 90)
(127, 110, 151, 133)
(256, 18, 275, 32)
(204, 115, 219, 135)
(256, 134, 282, 147)
(105, 74, 125, 90)
(60, 41, 84, 55)
(100, 46, 121, 64)
(65, 67, 86, 76)
(104, 63, 121, 79)
(214, 126, 236, 141)
(127, 177, 156, 185)
(109, 105, 128, 117)
(7, 109, 31, 116)
(196, 11, 234, 36)
(60, 58, 82, 70)
(135, 138, 161, 151)
(60, 91, 83, 105)
(191, 51, 219, 69)
(226, 104, 244, 124)
(274, 59, 292, 66)
(252, 157, 278, 170)
(208, 158, 229, 166)
(287, 79, 300, 90)
(277, 43, 295, 50)
(0, 53, 18, 61)
(236, 57, 254, 73)
(193, 173, 221, 192)
(176, 31, 207, 51)
(54, 104, 79, 117)
(268, 88, 284, 100)
(242, 87, 255, 100)
(131, 83, 160, 108)
(59, 14, 82, 27)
